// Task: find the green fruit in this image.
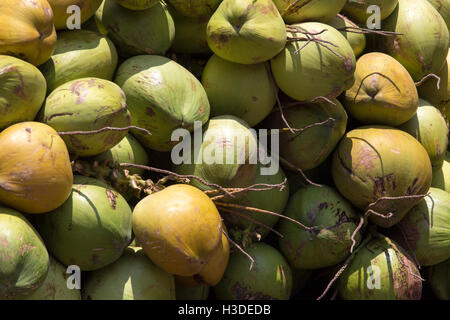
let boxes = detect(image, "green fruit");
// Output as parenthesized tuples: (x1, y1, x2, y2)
(201, 54, 275, 127)
(0, 206, 49, 300)
(278, 185, 362, 269)
(171, 10, 211, 54)
(24, 256, 81, 300)
(427, 0, 450, 30)
(34, 176, 133, 271)
(114, 0, 159, 10)
(273, 0, 346, 24)
(206, 0, 287, 64)
(39, 30, 118, 93)
(271, 22, 356, 101)
(82, 247, 175, 300)
(332, 126, 432, 228)
(378, 0, 449, 81)
(167, 0, 222, 17)
(40, 78, 131, 157)
(0, 55, 46, 130)
(114, 55, 210, 151)
(338, 235, 422, 300)
(428, 258, 450, 300)
(432, 152, 450, 192)
(176, 283, 210, 300)
(291, 268, 312, 296)
(95, 0, 175, 57)
(399, 99, 449, 166)
(342, 0, 399, 24)
(328, 15, 366, 58)
(214, 243, 292, 300)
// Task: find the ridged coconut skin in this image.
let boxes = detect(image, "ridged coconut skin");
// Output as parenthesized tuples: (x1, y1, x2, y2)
(338, 235, 422, 300)
(0, 122, 73, 214)
(171, 10, 211, 54)
(0, 206, 49, 300)
(48, 0, 102, 30)
(427, 0, 450, 30)
(271, 22, 356, 101)
(95, 0, 175, 57)
(399, 100, 449, 166)
(167, 0, 222, 17)
(24, 256, 81, 300)
(273, 0, 346, 24)
(214, 243, 292, 300)
(114, 0, 159, 10)
(39, 30, 118, 93)
(263, 99, 348, 171)
(332, 126, 432, 228)
(40, 78, 131, 157)
(82, 247, 175, 300)
(34, 176, 133, 271)
(396, 188, 450, 266)
(278, 185, 362, 270)
(201, 55, 275, 127)
(342, 0, 399, 25)
(132, 184, 224, 277)
(432, 152, 450, 192)
(329, 15, 366, 58)
(206, 0, 287, 64)
(428, 258, 450, 300)
(0, 0, 56, 66)
(174, 115, 258, 191)
(0, 55, 47, 130)
(378, 0, 449, 81)
(114, 55, 210, 152)
(344, 52, 419, 126)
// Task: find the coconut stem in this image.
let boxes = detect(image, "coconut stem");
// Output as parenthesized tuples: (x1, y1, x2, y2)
(279, 157, 322, 188)
(58, 126, 152, 136)
(415, 73, 441, 90)
(222, 229, 255, 271)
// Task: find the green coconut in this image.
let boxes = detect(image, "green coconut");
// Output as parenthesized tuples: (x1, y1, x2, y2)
(206, 0, 287, 64)
(174, 115, 259, 191)
(0, 55, 46, 130)
(176, 283, 210, 300)
(39, 30, 118, 93)
(34, 176, 133, 271)
(399, 99, 449, 166)
(427, 0, 450, 30)
(114, 0, 159, 10)
(378, 0, 449, 81)
(343, 52, 419, 126)
(291, 269, 312, 296)
(167, 0, 222, 17)
(338, 235, 422, 300)
(278, 185, 363, 270)
(0, 206, 49, 300)
(328, 14, 366, 58)
(432, 152, 450, 192)
(273, 0, 346, 24)
(170, 9, 211, 54)
(428, 258, 450, 300)
(114, 55, 210, 151)
(201, 54, 275, 127)
(82, 246, 175, 300)
(342, 0, 399, 25)
(263, 99, 348, 171)
(95, 0, 175, 57)
(271, 22, 356, 102)
(332, 126, 432, 228)
(214, 242, 292, 300)
(395, 187, 450, 266)
(40, 78, 131, 157)
(23, 256, 81, 300)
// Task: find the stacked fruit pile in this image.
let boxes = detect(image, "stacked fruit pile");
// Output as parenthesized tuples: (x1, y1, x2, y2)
(0, 0, 449, 300)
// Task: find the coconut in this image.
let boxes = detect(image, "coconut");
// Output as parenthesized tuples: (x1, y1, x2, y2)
(206, 0, 287, 64)
(328, 14, 366, 58)
(39, 30, 118, 93)
(427, 0, 450, 30)
(40, 78, 131, 157)
(34, 176, 133, 271)
(201, 55, 275, 127)
(278, 185, 363, 270)
(176, 283, 210, 300)
(170, 10, 211, 54)
(0, 0, 56, 66)
(428, 258, 450, 300)
(82, 247, 175, 300)
(271, 22, 356, 101)
(114, 0, 159, 10)
(48, 0, 102, 30)
(0, 206, 49, 300)
(399, 99, 449, 166)
(338, 235, 422, 300)
(341, 0, 399, 25)
(114, 55, 210, 152)
(263, 99, 348, 172)
(378, 0, 449, 81)
(167, 0, 222, 17)
(291, 269, 312, 296)
(332, 126, 432, 228)
(95, 0, 175, 57)
(214, 242, 292, 300)
(343, 52, 419, 126)
(432, 152, 450, 192)
(0, 122, 73, 214)
(273, 0, 346, 24)
(0, 55, 47, 130)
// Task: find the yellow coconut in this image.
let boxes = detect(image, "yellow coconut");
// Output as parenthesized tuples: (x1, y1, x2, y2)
(0, 0, 57, 66)
(48, 0, 103, 30)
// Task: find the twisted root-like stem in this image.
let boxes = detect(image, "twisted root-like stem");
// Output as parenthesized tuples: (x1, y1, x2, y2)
(58, 126, 152, 136)
(222, 229, 255, 270)
(415, 73, 441, 90)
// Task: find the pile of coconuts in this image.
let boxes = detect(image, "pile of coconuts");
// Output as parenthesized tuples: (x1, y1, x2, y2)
(0, 0, 449, 301)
